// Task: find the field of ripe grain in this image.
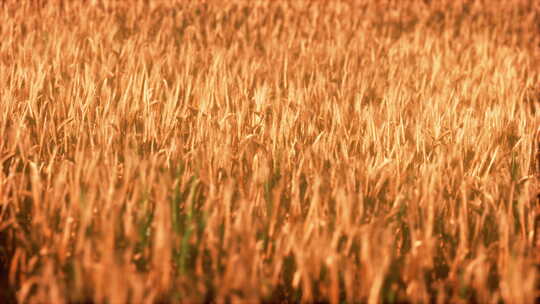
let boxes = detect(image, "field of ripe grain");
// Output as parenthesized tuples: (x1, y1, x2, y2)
(1, 0, 540, 303)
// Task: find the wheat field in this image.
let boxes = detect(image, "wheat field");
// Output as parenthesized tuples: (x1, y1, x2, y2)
(1, 0, 540, 303)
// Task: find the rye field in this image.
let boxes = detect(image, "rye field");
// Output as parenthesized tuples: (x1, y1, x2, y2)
(1, 0, 540, 303)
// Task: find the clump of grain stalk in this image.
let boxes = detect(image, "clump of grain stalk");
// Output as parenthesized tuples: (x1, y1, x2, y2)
(0, 0, 540, 303)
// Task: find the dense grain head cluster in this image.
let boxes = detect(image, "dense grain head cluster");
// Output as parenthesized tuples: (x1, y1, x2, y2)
(1, 0, 540, 303)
